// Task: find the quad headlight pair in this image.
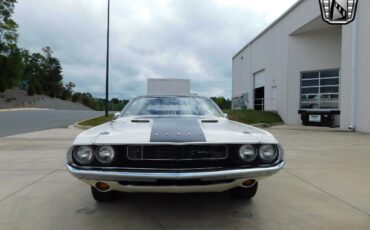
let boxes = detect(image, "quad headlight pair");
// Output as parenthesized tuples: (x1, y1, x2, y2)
(239, 144, 278, 163)
(73, 145, 115, 165)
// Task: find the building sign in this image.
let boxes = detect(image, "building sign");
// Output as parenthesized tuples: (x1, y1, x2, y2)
(319, 0, 358, 25)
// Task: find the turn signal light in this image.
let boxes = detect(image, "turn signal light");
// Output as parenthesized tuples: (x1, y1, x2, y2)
(242, 179, 256, 187)
(95, 182, 110, 191)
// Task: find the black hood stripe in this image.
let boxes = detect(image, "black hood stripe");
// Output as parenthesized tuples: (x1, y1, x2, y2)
(150, 118, 206, 142)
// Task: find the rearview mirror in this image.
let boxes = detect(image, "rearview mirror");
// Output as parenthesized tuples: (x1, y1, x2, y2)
(223, 113, 228, 118)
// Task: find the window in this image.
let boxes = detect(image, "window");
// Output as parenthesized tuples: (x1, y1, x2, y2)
(121, 96, 224, 117)
(300, 69, 340, 110)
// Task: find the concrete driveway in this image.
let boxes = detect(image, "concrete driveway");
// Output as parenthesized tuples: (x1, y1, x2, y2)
(0, 127, 369, 230)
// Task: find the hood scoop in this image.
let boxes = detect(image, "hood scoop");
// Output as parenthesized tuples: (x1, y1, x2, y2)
(201, 120, 219, 123)
(131, 119, 150, 123)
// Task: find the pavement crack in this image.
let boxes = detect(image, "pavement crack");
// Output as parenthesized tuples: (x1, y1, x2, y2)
(0, 165, 65, 203)
(283, 169, 370, 217)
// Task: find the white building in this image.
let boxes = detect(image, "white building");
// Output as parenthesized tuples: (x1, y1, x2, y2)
(232, 0, 370, 133)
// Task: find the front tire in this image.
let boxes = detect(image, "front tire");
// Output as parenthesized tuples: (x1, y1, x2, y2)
(230, 182, 258, 199)
(91, 186, 116, 202)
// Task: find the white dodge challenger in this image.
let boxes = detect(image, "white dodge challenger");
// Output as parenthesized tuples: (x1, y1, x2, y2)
(66, 95, 284, 202)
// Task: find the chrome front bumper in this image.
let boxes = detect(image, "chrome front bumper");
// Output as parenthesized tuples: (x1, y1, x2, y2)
(66, 162, 284, 182)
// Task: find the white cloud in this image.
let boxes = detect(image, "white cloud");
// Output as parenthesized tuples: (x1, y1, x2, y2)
(14, 0, 298, 99)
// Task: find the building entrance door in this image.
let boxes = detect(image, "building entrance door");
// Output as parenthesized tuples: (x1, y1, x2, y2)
(254, 70, 265, 110)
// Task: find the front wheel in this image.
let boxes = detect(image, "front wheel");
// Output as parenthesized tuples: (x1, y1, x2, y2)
(91, 186, 117, 202)
(230, 182, 258, 199)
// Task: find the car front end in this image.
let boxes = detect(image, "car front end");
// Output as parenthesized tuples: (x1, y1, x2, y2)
(67, 143, 284, 192)
(66, 95, 284, 201)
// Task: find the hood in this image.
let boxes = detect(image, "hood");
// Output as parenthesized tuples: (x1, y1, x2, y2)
(73, 116, 278, 145)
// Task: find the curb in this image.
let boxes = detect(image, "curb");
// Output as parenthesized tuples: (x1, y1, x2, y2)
(73, 120, 93, 130)
(252, 122, 284, 128)
(267, 124, 345, 132)
(0, 108, 54, 112)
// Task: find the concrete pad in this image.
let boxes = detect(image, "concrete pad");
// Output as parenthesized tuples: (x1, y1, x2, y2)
(0, 128, 79, 200)
(271, 124, 342, 132)
(0, 127, 369, 229)
(267, 127, 370, 216)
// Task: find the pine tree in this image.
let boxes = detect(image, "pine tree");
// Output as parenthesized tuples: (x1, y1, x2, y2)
(0, 77, 5, 92)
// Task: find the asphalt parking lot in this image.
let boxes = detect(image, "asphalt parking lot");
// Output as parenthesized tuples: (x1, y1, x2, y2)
(0, 126, 369, 230)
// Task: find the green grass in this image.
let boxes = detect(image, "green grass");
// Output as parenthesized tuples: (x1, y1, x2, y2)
(78, 114, 113, 127)
(78, 110, 283, 127)
(223, 109, 283, 125)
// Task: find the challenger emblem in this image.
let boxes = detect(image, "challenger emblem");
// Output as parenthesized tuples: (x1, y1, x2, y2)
(319, 0, 358, 25)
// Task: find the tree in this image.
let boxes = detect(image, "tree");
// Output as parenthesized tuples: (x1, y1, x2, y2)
(1, 47, 24, 88)
(0, 0, 20, 91)
(111, 98, 119, 104)
(34, 81, 42, 94)
(80, 93, 96, 109)
(72, 92, 81, 103)
(0, 0, 18, 54)
(95, 99, 105, 111)
(39, 47, 64, 97)
(211, 97, 231, 110)
(60, 81, 75, 100)
(65, 81, 75, 93)
(27, 84, 35, 96)
(0, 77, 5, 92)
(0, 1, 102, 110)
(109, 98, 128, 111)
(23, 51, 44, 80)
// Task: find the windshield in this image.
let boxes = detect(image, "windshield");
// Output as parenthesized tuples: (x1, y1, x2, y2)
(121, 96, 224, 117)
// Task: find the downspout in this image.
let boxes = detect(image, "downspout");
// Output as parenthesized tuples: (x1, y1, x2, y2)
(249, 44, 252, 109)
(349, 18, 358, 131)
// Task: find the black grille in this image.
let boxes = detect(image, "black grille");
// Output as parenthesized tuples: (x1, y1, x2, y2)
(72, 144, 280, 169)
(119, 179, 234, 186)
(127, 145, 228, 161)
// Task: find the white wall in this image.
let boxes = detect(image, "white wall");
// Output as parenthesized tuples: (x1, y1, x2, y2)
(249, 18, 289, 120)
(233, 0, 370, 132)
(147, 79, 190, 95)
(232, 0, 342, 125)
(340, 0, 370, 133)
(232, 46, 250, 99)
(286, 28, 342, 124)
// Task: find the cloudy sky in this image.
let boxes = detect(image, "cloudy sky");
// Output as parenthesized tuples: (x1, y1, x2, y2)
(14, 0, 298, 99)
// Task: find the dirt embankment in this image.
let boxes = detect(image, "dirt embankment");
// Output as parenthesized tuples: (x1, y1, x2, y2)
(0, 89, 93, 111)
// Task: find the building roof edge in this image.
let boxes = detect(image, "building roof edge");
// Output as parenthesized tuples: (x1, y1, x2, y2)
(232, 0, 304, 59)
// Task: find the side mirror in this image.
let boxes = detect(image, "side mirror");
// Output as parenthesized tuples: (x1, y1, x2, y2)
(113, 112, 120, 120)
(223, 113, 228, 118)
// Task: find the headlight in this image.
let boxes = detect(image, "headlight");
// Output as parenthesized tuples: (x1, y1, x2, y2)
(258, 144, 278, 162)
(96, 146, 115, 164)
(238, 144, 257, 162)
(73, 146, 94, 165)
